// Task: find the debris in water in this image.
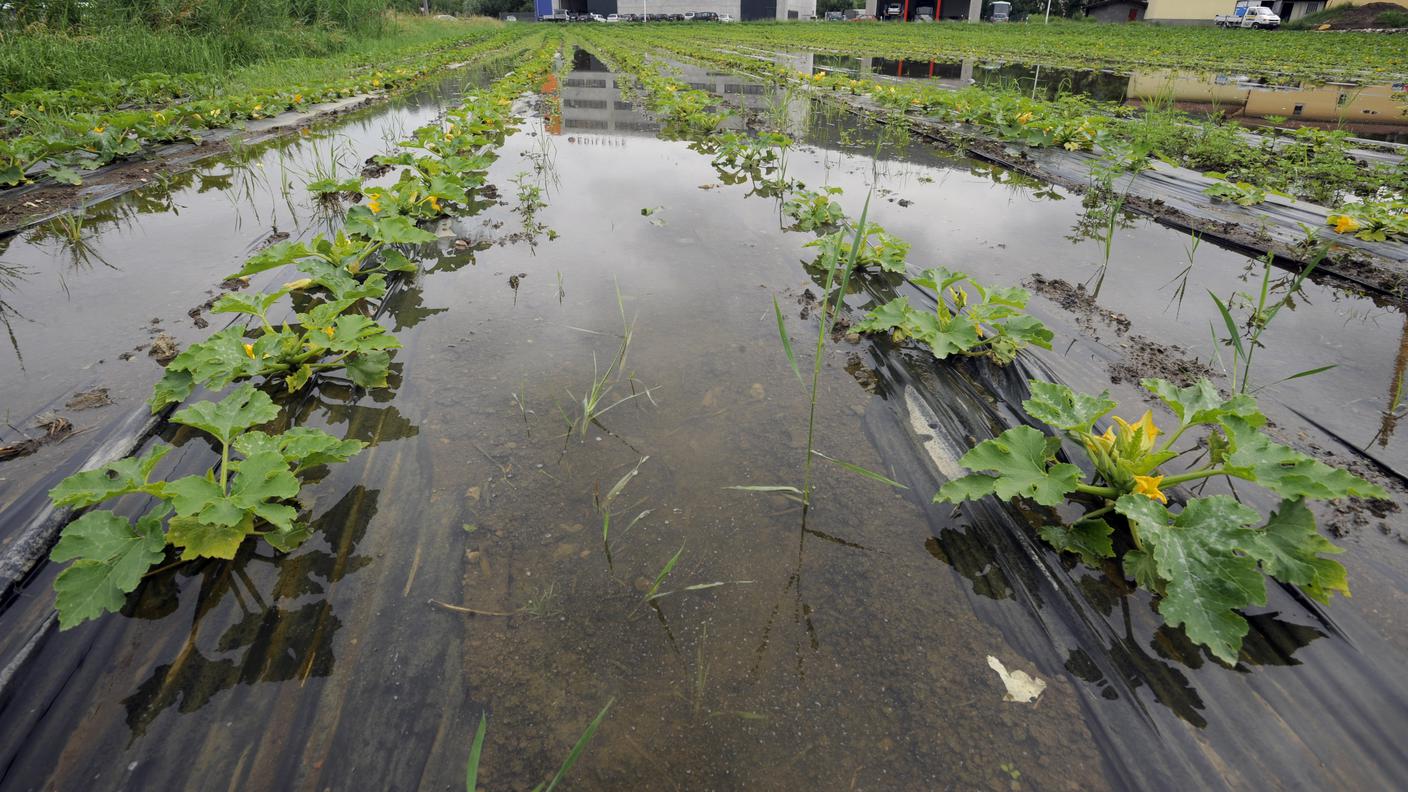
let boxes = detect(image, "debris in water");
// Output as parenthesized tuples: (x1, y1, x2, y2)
(987, 655, 1046, 704)
(35, 413, 73, 440)
(148, 333, 180, 364)
(66, 388, 114, 410)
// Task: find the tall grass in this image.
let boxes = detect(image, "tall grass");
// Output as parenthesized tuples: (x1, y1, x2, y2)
(0, 4, 481, 92)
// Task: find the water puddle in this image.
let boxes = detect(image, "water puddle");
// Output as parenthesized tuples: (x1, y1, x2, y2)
(1, 47, 1406, 792)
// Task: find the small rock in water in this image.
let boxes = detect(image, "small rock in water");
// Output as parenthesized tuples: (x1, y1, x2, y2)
(749, 383, 766, 400)
(633, 577, 651, 592)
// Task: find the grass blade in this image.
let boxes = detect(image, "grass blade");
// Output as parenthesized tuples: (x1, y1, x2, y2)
(723, 485, 802, 494)
(1208, 289, 1245, 359)
(772, 295, 804, 385)
(465, 712, 487, 792)
(536, 699, 615, 792)
(812, 450, 908, 489)
(643, 544, 685, 601)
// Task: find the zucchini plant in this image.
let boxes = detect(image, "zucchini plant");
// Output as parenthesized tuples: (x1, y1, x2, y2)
(935, 378, 1387, 663)
(48, 385, 363, 628)
(855, 269, 1053, 364)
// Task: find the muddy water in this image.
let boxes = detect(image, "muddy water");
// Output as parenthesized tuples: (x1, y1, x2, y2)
(2, 52, 1407, 792)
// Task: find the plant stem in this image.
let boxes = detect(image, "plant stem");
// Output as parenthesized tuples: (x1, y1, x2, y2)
(1074, 482, 1119, 497)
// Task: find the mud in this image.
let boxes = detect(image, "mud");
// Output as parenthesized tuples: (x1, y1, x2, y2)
(1107, 334, 1214, 387)
(1025, 274, 1131, 338)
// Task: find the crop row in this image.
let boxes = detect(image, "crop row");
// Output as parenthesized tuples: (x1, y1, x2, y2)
(616, 27, 1408, 241)
(41, 37, 565, 630)
(0, 26, 541, 189)
(577, 32, 1389, 664)
(639, 19, 1408, 83)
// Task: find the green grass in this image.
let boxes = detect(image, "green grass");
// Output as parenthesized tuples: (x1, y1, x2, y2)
(0, 14, 495, 93)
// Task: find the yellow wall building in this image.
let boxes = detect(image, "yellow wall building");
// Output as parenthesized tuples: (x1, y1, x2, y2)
(1145, 0, 1355, 24)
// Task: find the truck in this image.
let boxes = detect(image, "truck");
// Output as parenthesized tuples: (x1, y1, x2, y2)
(1215, 1, 1281, 28)
(990, 1, 1011, 22)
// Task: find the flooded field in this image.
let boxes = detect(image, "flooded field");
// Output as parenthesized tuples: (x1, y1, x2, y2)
(2, 38, 1407, 792)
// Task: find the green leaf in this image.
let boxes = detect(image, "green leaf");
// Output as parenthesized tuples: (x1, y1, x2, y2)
(345, 351, 393, 389)
(371, 214, 437, 244)
(1116, 495, 1266, 664)
(1142, 378, 1262, 430)
(917, 314, 983, 360)
(51, 505, 168, 629)
(1122, 549, 1161, 593)
(1000, 314, 1054, 349)
(944, 426, 1081, 507)
(933, 473, 998, 504)
(211, 288, 288, 320)
(324, 315, 401, 354)
(230, 240, 312, 278)
(1221, 415, 1388, 501)
(812, 450, 907, 489)
(48, 445, 172, 507)
(233, 428, 364, 470)
(643, 545, 685, 601)
(535, 700, 614, 792)
(1039, 518, 1114, 567)
(853, 297, 913, 334)
(263, 521, 312, 553)
(772, 296, 803, 386)
(167, 513, 254, 560)
(1241, 498, 1348, 604)
(150, 368, 195, 411)
(466, 713, 487, 792)
(164, 328, 262, 392)
(171, 384, 280, 446)
(1023, 380, 1116, 432)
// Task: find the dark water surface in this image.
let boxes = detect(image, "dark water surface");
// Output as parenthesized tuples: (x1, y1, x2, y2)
(1, 51, 1406, 791)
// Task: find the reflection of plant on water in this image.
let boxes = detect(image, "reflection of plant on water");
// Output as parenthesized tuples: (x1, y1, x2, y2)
(122, 484, 379, 736)
(0, 254, 31, 366)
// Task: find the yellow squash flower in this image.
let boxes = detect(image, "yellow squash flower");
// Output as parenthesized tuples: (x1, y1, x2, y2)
(1085, 426, 1116, 456)
(323, 327, 335, 339)
(1112, 411, 1161, 455)
(243, 343, 256, 359)
(92, 125, 106, 134)
(1330, 214, 1361, 234)
(1132, 474, 1168, 504)
(1016, 111, 1033, 125)
(429, 195, 442, 212)
(367, 196, 382, 213)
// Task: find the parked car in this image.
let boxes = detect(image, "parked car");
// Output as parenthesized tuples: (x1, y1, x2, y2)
(695, 11, 720, 21)
(825, 10, 844, 20)
(719, 13, 734, 21)
(850, 13, 877, 20)
(606, 13, 620, 22)
(885, 2, 902, 17)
